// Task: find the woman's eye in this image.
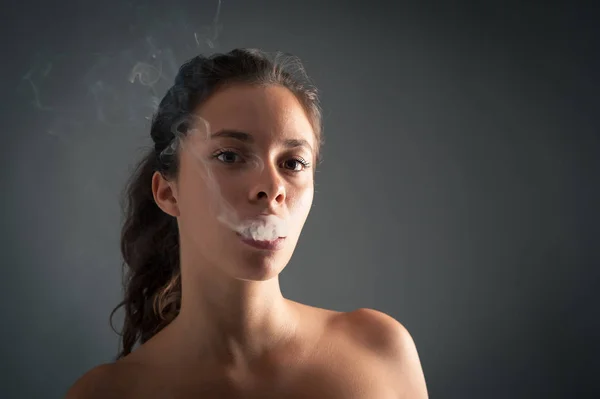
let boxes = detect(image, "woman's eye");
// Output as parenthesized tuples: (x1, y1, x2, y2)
(216, 151, 242, 163)
(283, 158, 310, 172)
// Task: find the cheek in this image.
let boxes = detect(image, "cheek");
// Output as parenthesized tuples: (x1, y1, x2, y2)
(182, 166, 234, 210)
(289, 184, 314, 220)
(177, 174, 218, 226)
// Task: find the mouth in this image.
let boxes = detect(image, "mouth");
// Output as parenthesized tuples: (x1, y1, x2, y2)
(236, 233, 286, 251)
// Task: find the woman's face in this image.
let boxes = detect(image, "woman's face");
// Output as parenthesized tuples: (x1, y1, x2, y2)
(173, 84, 316, 281)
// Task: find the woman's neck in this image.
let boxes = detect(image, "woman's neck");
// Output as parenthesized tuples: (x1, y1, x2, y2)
(165, 267, 300, 368)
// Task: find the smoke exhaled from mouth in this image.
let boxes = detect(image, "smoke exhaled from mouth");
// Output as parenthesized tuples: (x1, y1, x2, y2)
(170, 114, 289, 242)
(225, 214, 288, 241)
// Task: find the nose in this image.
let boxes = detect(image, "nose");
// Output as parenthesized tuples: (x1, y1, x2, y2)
(249, 165, 286, 205)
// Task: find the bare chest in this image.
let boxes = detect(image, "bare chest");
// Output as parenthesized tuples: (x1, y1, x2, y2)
(122, 346, 395, 398)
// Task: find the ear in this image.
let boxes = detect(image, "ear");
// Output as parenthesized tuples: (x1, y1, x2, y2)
(151, 171, 180, 217)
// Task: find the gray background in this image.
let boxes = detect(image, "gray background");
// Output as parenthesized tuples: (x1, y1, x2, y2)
(1, 1, 598, 398)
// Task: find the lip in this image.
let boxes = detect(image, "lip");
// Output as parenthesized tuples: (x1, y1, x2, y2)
(237, 234, 286, 251)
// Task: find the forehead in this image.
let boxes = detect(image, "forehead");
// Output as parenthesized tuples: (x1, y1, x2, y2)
(194, 84, 315, 145)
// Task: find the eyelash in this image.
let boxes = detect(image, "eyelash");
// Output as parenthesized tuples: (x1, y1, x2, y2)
(211, 149, 311, 172)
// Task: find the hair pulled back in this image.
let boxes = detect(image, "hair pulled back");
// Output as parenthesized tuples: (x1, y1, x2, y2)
(109, 48, 323, 359)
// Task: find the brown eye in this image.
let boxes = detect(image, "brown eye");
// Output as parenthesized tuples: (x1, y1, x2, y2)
(214, 150, 243, 164)
(282, 157, 310, 172)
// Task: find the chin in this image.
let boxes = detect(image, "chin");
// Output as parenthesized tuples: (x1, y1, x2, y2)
(229, 251, 291, 282)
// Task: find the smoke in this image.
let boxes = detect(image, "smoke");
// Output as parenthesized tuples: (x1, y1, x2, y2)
(19, 0, 296, 243)
(18, 0, 224, 140)
(233, 215, 289, 241)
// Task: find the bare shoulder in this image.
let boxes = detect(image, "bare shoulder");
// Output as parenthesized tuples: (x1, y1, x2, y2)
(341, 308, 415, 355)
(65, 363, 129, 399)
(296, 302, 412, 354)
(341, 308, 429, 398)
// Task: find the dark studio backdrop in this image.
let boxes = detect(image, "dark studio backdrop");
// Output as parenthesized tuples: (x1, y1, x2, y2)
(1, 1, 598, 398)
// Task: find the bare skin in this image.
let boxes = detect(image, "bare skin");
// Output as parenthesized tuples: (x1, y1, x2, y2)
(68, 304, 425, 398)
(66, 84, 428, 398)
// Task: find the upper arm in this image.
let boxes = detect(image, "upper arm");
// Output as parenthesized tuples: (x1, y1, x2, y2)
(349, 308, 429, 399)
(387, 321, 429, 398)
(65, 364, 122, 399)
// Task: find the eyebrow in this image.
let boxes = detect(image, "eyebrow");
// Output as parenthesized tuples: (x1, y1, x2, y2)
(210, 129, 313, 153)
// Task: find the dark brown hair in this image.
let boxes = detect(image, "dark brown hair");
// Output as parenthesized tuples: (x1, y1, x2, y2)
(109, 48, 323, 359)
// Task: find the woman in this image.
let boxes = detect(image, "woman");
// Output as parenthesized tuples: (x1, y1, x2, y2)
(67, 48, 428, 398)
